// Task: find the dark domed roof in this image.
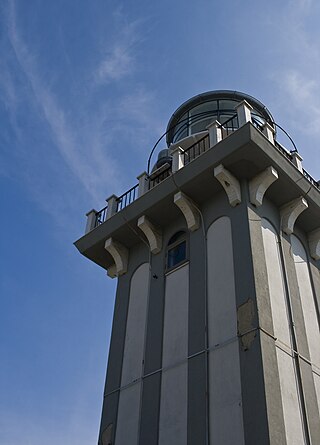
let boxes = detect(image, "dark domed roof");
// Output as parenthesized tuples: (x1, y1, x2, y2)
(166, 90, 274, 146)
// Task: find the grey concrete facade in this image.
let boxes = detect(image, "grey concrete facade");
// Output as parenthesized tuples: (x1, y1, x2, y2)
(75, 99, 320, 444)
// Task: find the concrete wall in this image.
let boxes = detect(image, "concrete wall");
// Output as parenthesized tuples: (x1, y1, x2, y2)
(261, 219, 305, 444)
(207, 216, 245, 445)
(291, 235, 320, 408)
(159, 263, 189, 445)
(101, 195, 319, 445)
(115, 263, 150, 445)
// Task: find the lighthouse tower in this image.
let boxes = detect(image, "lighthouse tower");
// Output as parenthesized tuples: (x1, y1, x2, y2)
(75, 90, 320, 445)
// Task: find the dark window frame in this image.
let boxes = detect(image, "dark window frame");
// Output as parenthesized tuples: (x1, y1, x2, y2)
(165, 231, 188, 272)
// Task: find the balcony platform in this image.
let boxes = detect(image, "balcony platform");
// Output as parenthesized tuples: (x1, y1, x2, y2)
(74, 122, 320, 271)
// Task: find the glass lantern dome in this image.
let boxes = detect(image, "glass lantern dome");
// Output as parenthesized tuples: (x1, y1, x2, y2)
(166, 90, 274, 146)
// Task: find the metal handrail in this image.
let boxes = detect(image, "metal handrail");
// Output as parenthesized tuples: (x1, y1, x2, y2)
(92, 117, 318, 228)
(149, 163, 172, 189)
(95, 205, 108, 227)
(117, 184, 139, 211)
(218, 114, 239, 139)
(274, 140, 293, 162)
(303, 170, 319, 189)
(183, 134, 210, 164)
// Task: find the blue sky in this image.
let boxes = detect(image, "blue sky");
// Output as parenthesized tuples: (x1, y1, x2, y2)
(1, 0, 319, 444)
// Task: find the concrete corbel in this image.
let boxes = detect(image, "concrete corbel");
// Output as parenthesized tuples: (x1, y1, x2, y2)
(137, 215, 162, 254)
(104, 238, 128, 276)
(214, 164, 241, 207)
(280, 197, 308, 235)
(174, 191, 200, 231)
(106, 264, 117, 279)
(249, 166, 278, 207)
(308, 228, 320, 261)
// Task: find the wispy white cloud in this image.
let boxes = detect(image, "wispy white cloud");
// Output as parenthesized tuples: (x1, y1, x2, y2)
(278, 70, 320, 135)
(96, 44, 133, 83)
(1, 1, 164, 232)
(267, 0, 320, 140)
(94, 13, 141, 84)
(3, 0, 123, 214)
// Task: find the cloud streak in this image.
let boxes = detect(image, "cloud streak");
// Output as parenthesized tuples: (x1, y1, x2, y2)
(94, 13, 141, 84)
(1, 1, 164, 236)
(267, 0, 320, 143)
(6, 1, 122, 204)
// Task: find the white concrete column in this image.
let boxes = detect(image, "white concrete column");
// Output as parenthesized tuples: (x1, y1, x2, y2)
(106, 194, 118, 219)
(85, 209, 98, 233)
(137, 171, 149, 197)
(291, 152, 303, 173)
(308, 228, 320, 260)
(262, 122, 275, 144)
(171, 146, 185, 172)
(235, 100, 253, 127)
(206, 120, 222, 147)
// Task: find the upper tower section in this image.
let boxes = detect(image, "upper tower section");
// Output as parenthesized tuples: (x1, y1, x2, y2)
(166, 90, 274, 146)
(75, 89, 320, 275)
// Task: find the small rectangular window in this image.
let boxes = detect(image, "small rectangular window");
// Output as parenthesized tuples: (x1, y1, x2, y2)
(167, 240, 187, 269)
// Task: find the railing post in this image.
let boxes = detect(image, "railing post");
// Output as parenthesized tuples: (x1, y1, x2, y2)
(171, 146, 185, 172)
(206, 120, 222, 147)
(291, 152, 303, 173)
(85, 209, 97, 233)
(137, 172, 149, 197)
(106, 194, 118, 219)
(235, 100, 253, 127)
(262, 122, 275, 145)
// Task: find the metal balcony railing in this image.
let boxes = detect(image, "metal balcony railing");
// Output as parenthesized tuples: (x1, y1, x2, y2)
(303, 169, 319, 189)
(95, 204, 108, 227)
(183, 134, 210, 165)
(92, 118, 319, 228)
(274, 141, 293, 163)
(149, 163, 172, 189)
(116, 184, 139, 212)
(219, 114, 239, 138)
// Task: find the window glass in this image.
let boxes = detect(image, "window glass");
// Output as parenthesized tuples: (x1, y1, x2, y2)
(251, 112, 265, 127)
(190, 100, 218, 116)
(167, 231, 187, 269)
(220, 114, 239, 124)
(218, 99, 239, 112)
(190, 118, 213, 134)
(173, 126, 188, 142)
(173, 113, 188, 142)
(167, 241, 186, 269)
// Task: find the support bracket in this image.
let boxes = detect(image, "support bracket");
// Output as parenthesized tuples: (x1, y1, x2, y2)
(104, 238, 128, 277)
(280, 197, 308, 235)
(106, 264, 117, 279)
(308, 228, 320, 261)
(137, 215, 162, 254)
(249, 166, 278, 207)
(214, 164, 241, 207)
(174, 191, 200, 231)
